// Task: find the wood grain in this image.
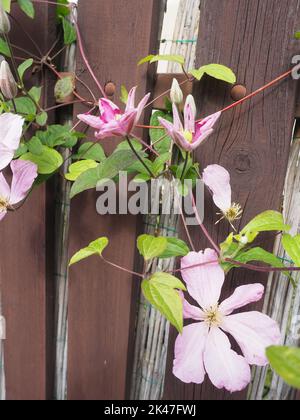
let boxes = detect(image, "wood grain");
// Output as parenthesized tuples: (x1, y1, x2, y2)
(68, 0, 163, 400)
(164, 0, 300, 400)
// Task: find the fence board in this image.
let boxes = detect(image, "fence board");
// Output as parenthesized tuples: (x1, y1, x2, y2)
(164, 0, 300, 400)
(68, 0, 163, 400)
(0, 4, 56, 400)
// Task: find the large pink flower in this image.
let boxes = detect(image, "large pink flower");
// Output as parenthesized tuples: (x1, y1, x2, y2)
(77, 87, 150, 140)
(0, 113, 24, 171)
(158, 97, 221, 152)
(0, 160, 38, 221)
(173, 249, 281, 393)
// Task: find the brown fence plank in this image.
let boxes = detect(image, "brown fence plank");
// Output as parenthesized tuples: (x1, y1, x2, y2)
(164, 0, 300, 400)
(0, 4, 56, 400)
(68, 0, 163, 400)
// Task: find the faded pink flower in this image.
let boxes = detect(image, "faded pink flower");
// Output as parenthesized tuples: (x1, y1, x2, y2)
(0, 160, 38, 221)
(202, 164, 242, 225)
(0, 113, 24, 171)
(173, 249, 281, 393)
(77, 87, 150, 140)
(158, 96, 221, 152)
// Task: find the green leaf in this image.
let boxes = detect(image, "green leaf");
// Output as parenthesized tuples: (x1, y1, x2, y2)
(138, 54, 185, 66)
(65, 159, 98, 181)
(70, 149, 140, 198)
(150, 111, 173, 154)
(0, 37, 10, 57)
(17, 0, 35, 18)
(142, 272, 186, 333)
(133, 173, 151, 183)
(17, 58, 33, 81)
(36, 111, 48, 126)
(28, 86, 42, 103)
(14, 142, 28, 158)
(159, 238, 190, 259)
(62, 17, 76, 45)
(74, 142, 106, 162)
(295, 31, 300, 39)
(241, 211, 290, 236)
(56, 0, 69, 18)
(120, 85, 128, 105)
(27, 136, 43, 155)
(54, 76, 74, 102)
(267, 346, 300, 389)
(282, 234, 300, 267)
(137, 55, 155, 66)
(69, 237, 109, 266)
(152, 152, 171, 176)
(114, 139, 143, 153)
(191, 64, 236, 84)
(36, 124, 82, 148)
(2, 0, 11, 12)
(13, 96, 36, 116)
(137, 234, 168, 261)
(20, 146, 63, 174)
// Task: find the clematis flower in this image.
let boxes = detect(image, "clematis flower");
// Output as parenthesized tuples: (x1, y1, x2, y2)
(0, 113, 24, 171)
(158, 96, 221, 152)
(0, 160, 38, 221)
(173, 249, 281, 393)
(203, 164, 242, 226)
(77, 87, 150, 140)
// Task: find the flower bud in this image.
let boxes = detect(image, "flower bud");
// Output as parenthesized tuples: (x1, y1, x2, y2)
(185, 94, 197, 116)
(0, 60, 18, 99)
(0, 4, 11, 34)
(170, 78, 183, 104)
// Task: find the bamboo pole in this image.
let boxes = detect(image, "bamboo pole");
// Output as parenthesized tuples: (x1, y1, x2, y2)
(0, 293, 5, 400)
(249, 123, 300, 400)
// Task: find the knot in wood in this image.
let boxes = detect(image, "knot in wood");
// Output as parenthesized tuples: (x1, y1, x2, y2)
(234, 152, 252, 173)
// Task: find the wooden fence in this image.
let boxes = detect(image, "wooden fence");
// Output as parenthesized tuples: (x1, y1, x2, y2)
(0, 0, 299, 400)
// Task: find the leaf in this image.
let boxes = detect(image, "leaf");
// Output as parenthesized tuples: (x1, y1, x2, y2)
(56, 0, 69, 19)
(137, 234, 168, 261)
(28, 86, 42, 103)
(191, 64, 236, 84)
(266, 346, 300, 389)
(120, 85, 128, 105)
(27, 136, 43, 155)
(159, 238, 190, 259)
(73, 142, 106, 162)
(142, 272, 186, 332)
(150, 111, 173, 154)
(20, 146, 63, 174)
(36, 124, 82, 148)
(137, 55, 155, 66)
(70, 149, 140, 198)
(62, 17, 76, 45)
(17, 58, 33, 81)
(2, 0, 11, 12)
(138, 54, 185, 66)
(295, 31, 300, 39)
(17, 0, 35, 18)
(65, 159, 98, 181)
(13, 96, 36, 116)
(152, 152, 171, 176)
(282, 234, 300, 267)
(114, 139, 143, 153)
(55, 76, 74, 102)
(241, 211, 290, 236)
(69, 237, 109, 266)
(0, 37, 10, 57)
(36, 111, 48, 126)
(133, 173, 151, 183)
(14, 142, 28, 158)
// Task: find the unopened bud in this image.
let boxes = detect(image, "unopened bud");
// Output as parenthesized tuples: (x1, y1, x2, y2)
(170, 78, 183, 104)
(185, 94, 197, 116)
(0, 4, 11, 34)
(0, 60, 18, 99)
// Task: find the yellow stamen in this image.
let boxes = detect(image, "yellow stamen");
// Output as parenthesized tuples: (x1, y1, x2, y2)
(0, 197, 9, 212)
(183, 130, 193, 143)
(204, 305, 223, 327)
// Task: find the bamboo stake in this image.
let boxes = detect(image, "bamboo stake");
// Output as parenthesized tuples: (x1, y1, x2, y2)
(0, 292, 5, 400)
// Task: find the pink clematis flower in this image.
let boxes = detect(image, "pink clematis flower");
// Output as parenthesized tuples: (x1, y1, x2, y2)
(173, 249, 281, 393)
(77, 87, 150, 140)
(203, 164, 242, 225)
(0, 160, 38, 221)
(0, 113, 24, 171)
(158, 97, 221, 152)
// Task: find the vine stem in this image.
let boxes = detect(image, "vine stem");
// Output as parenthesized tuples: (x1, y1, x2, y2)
(100, 256, 144, 279)
(126, 136, 155, 179)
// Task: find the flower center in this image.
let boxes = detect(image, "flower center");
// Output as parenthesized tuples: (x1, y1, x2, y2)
(204, 305, 223, 327)
(0, 197, 9, 212)
(115, 113, 122, 121)
(224, 203, 242, 222)
(183, 130, 193, 143)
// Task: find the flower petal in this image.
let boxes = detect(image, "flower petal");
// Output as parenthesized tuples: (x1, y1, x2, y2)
(99, 98, 120, 122)
(0, 114, 24, 170)
(204, 327, 251, 393)
(135, 92, 151, 123)
(0, 146, 14, 173)
(172, 103, 183, 132)
(184, 103, 195, 133)
(9, 160, 38, 205)
(181, 249, 224, 310)
(125, 86, 137, 112)
(173, 322, 209, 384)
(77, 114, 103, 130)
(219, 284, 264, 315)
(0, 209, 7, 221)
(222, 312, 281, 366)
(202, 164, 232, 213)
(179, 292, 205, 320)
(0, 173, 10, 199)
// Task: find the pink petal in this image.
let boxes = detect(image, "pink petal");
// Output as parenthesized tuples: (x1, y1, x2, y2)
(222, 312, 281, 366)
(181, 249, 224, 310)
(202, 164, 232, 213)
(125, 86, 137, 112)
(0, 173, 10, 199)
(173, 322, 209, 384)
(158, 116, 175, 134)
(190, 128, 214, 150)
(172, 103, 183, 132)
(184, 103, 195, 133)
(219, 284, 265, 315)
(9, 160, 38, 205)
(0, 209, 7, 221)
(99, 98, 121, 122)
(0, 146, 14, 173)
(135, 92, 151, 123)
(77, 114, 103, 130)
(204, 327, 251, 393)
(0, 114, 24, 170)
(179, 292, 205, 320)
